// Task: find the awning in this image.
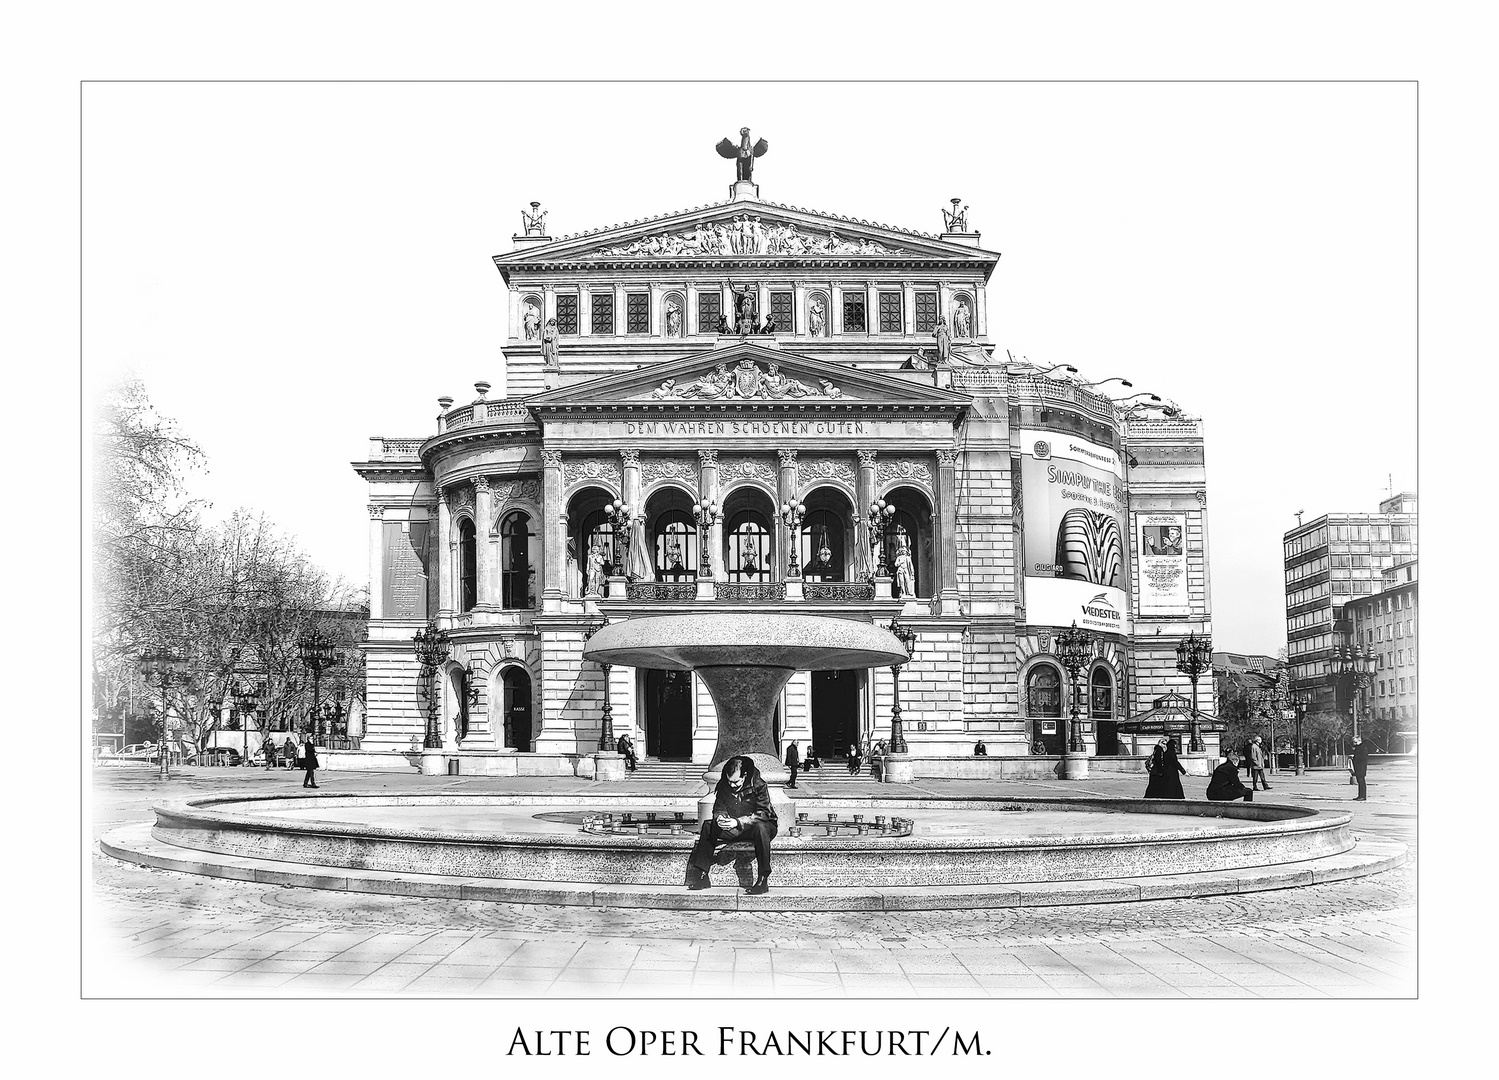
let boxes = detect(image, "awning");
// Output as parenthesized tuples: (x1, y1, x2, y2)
(1114, 690, 1226, 735)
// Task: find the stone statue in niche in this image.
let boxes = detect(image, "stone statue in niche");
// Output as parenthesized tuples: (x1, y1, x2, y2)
(808, 296, 826, 337)
(893, 525, 916, 598)
(731, 284, 757, 336)
(541, 319, 560, 371)
(934, 316, 951, 365)
(522, 300, 541, 340)
(665, 299, 683, 337)
(585, 542, 607, 597)
(952, 298, 972, 339)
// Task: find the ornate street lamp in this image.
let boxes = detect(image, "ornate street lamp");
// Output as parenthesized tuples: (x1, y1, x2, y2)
(1175, 630, 1213, 752)
(885, 617, 917, 754)
(1292, 689, 1311, 776)
(412, 619, 451, 750)
(868, 499, 896, 576)
(779, 499, 807, 579)
(604, 500, 638, 573)
(1053, 621, 1094, 755)
(1336, 644, 1376, 739)
(137, 646, 184, 778)
(582, 617, 615, 751)
(297, 626, 341, 746)
(232, 679, 263, 764)
(691, 497, 720, 577)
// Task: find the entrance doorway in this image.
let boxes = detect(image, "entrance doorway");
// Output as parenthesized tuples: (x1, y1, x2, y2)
(645, 669, 693, 760)
(500, 668, 532, 752)
(811, 669, 859, 759)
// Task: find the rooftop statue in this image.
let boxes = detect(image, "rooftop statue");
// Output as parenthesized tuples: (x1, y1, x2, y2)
(716, 127, 768, 183)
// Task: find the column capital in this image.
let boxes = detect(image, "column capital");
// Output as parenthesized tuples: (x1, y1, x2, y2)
(936, 449, 960, 467)
(1196, 490, 1208, 507)
(367, 503, 386, 519)
(437, 488, 452, 507)
(698, 448, 719, 466)
(620, 449, 641, 467)
(777, 449, 798, 468)
(857, 449, 878, 468)
(541, 450, 564, 468)
(475, 476, 491, 493)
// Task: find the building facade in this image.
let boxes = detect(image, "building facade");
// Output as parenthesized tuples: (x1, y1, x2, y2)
(1347, 559, 1418, 749)
(353, 152, 1215, 769)
(1282, 492, 1417, 715)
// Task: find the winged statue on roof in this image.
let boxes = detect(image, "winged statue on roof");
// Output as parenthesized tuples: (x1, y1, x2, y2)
(717, 127, 768, 182)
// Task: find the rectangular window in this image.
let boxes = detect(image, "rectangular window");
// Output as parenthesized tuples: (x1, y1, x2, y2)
(878, 291, 903, 333)
(698, 291, 722, 334)
(842, 291, 867, 333)
(1399, 678, 1406, 693)
(555, 294, 579, 335)
(626, 292, 649, 334)
(769, 290, 794, 333)
(915, 290, 939, 333)
(591, 293, 615, 334)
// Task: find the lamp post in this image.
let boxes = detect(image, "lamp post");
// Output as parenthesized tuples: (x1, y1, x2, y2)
(1336, 644, 1376, 740)
(885, 617, 917, 754)
(1054, 621, 1094, 754)
(412, 619, 451, 750)
(604, 500, 637, 573)
(137, 646, 184, 779)
(582, 618, 615, 751)
(691, 497, 720, 577)
(232, 679, 263, 764)
(1175, 630, 1213, 753)
(297, 627, 341, 746)
(1292, 689, 1310, 776)
(868, 499, 895, 576)
(779, 499, 807, 578)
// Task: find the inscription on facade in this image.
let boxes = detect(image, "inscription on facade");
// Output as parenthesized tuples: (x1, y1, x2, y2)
(382, 520, 431, 619)
(624, 419, 869, 437)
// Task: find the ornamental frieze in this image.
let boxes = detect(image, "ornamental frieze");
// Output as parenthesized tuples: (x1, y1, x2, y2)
(798, 457, 857, 488)
(717, 457, 776, 483)
(489, 478, 541, 505)
(589, 216, 903, 258)
(648, 358, 844, 401)
(562, 458, 622, 489)
(639, 457, 698, 486)
(876, 458, 933, 487)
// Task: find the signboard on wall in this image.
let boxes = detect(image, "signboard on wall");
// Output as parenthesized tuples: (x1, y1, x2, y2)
(1138, 512, 1190, 614)
(1018, 428, 1130, 635)
(382, 520, 432, 619)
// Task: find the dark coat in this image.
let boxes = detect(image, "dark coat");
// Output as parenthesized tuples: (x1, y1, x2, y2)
(302, 742, 319, 770)
(712, 774, 777, 833)
(785, 743, 799, 766)
(1351, 742, 1372, 775)
(1206, 760, 1251, 801)
(1144, 745, 1186, 799)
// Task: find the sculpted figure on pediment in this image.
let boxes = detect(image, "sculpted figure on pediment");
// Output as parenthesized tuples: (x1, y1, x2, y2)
(589, 217, 898, 258)
(760, 363, 814, 399)
(644, 359, 842, 400)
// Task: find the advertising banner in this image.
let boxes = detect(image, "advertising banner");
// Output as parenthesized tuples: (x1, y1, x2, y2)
(1138, 512, 1190, 614)
(1019, 428, 1129, 634)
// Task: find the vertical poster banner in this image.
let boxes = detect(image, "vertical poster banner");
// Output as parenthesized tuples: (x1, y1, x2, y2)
(1019, 428, 1130, 634)
(1138, 512, 1190, 614)
(382, 520, 431, 619)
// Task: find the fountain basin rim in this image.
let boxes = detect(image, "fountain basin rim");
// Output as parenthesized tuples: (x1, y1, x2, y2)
(580, 612, 909, 671)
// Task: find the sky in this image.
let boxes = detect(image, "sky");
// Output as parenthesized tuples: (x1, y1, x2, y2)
(82, 81, 1416, 655)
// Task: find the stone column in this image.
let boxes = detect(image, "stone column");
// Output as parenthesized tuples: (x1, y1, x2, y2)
(975, 280, 988, 337)
(858, 450, 890, 599)
(436, 488, 453, 615)
(541, 450, 564, 608)
(831, 285, 844, 336)
(579, 290, 593, 338)
(938, 280, 953, 331)
(865, 280, 878, 334)
(902, 282, 917, 335)
(758, 282, 771, 331)
(792, 280, 808, 338)
(936, 449, 961, 612)
(614, 284, 627, 336)
(699, 449, 721, 581)
(542, 283, 556, 323)
(777, 449, 797, 579)
(622, 449, 642, 579)
(720, 282, 734, 332)
(686, 282, 699, 335)
(367, 504, 385, 621)
(474, 477, 494, 608)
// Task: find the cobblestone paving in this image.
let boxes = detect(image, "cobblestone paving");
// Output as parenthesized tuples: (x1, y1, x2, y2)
(88, 763, 1416, 998)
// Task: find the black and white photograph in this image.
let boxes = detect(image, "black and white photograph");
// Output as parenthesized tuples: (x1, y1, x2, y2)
(18, 5, 1486, 1074)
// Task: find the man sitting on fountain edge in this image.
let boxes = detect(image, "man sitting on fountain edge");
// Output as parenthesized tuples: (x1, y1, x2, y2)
(687, 755, 778, 894)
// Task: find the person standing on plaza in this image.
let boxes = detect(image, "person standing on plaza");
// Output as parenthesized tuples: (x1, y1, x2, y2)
(1207, 748, 1253, 802)
(1144, 736, 1186, 799)
(686, 756, 777, 894)
(1248, 734, 1271, 791)
(282, 735, 297, 770)
(262, 736, 276, 770)
(301, 734, 319, 789)
(784, 740, 800, 789)
(1351, 735, 1371, 801)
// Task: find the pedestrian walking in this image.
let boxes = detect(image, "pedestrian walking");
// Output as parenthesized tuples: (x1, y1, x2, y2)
(282, 736, 297, 771)
(301, 735, 319, 789)
(262, 737, 276, 770)
(784, 740, 800, 788)
(1350, 736, 1371, 801)
(1143, 736, 1186, 799)
(1248, 734, 1271, 791)
(1207, 749, 1253, 802)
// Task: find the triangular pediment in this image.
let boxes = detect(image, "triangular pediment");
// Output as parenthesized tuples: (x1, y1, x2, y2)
(494, 199, 997, 266)
(525, 343, 974, 409)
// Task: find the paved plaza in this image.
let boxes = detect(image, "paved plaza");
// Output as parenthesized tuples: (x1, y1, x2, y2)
(88, 763, 1415, 998)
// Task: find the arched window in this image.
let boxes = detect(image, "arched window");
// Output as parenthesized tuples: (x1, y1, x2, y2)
(800, 509, 845, 581)
(727, 511, 771, 582)
(654, 511, 697, 581)
(500, 511, 535, 610)
(882, 492, 934, 598)
(458, 518, 477, 612)
(1027, 665, 1062, 718)
(1090, 667, 1114, 720)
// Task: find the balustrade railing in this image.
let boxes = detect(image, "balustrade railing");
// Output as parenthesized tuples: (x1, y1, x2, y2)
(714, 582, 787, 602)
(625, 581, 698, 602)
(802, 582, 877, 602)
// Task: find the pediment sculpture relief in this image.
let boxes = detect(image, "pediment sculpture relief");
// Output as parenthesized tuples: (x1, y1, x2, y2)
(647, 359, 845, 401)
(589, 216, 901, 258)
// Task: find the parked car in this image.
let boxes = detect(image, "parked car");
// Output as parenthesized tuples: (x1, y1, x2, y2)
(117, 743, 161, 763)
(189, 747, 243, 766)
